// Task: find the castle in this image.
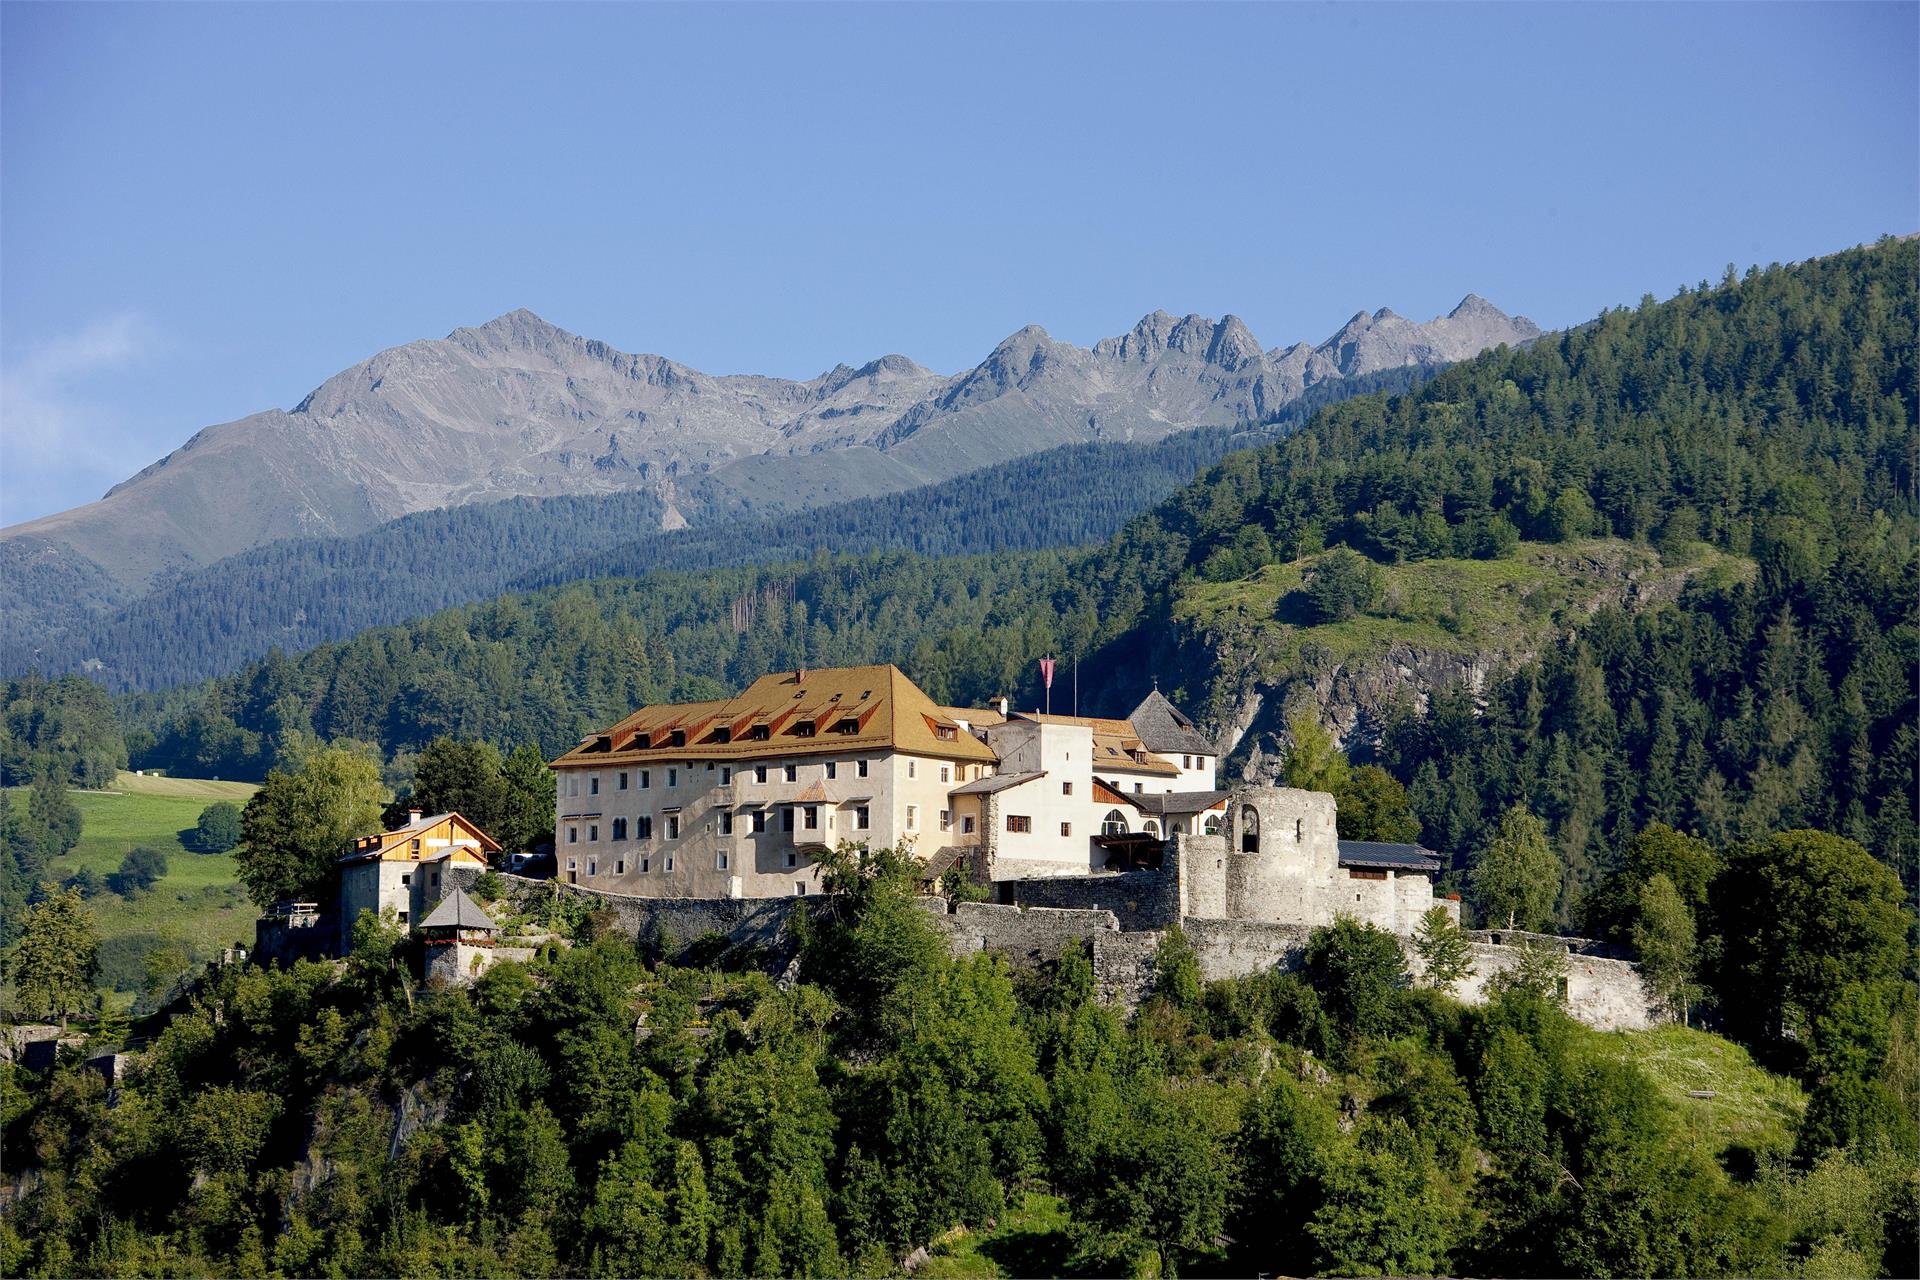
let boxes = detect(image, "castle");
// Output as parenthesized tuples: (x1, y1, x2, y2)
(546, 664, 1455, 937)
(262, 662, 1650, 1032)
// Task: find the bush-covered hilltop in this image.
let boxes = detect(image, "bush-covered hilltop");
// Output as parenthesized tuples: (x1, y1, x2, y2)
(125, 238, 1918, 902)
(5, 847, 1916, 1279)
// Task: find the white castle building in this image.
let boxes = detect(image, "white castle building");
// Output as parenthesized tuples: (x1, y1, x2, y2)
(548, 664, 1452, 937)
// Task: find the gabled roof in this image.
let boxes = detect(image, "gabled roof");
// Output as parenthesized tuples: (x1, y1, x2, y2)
(1125, 689, 1215, 755)
(338, 811, 501, 864)
(553, 665, 997, 769)
(419, 889, 497, 932)
(950, 770, 1046, 796)
(1337, 841, 1442, 872)
(1130, 789, 1230, 816)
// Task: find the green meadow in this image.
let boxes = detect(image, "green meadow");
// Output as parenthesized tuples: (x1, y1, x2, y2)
(8, 771, 258, 1010)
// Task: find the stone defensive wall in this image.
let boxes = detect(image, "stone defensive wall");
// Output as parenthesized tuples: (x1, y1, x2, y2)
(479, 873, 1652, 1030)
(991, 866, 1183, 931)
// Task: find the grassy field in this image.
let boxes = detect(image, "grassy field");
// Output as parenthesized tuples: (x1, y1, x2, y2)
(8, 771, 258, 1010)
(916, 1192, 1075, 1279)
(1173, 537, 1752, 680)
(1609, 1023, 1807, 1163)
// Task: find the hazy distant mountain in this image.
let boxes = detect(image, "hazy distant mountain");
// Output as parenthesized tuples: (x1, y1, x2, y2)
(2, 297, 1539, 607)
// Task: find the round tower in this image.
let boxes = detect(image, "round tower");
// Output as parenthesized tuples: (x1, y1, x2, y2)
(1224, 786, 1339, 926)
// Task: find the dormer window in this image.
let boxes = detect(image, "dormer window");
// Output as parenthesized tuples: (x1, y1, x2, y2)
(795, 722, 816, 737)
(712, 727, 731, 743)
(936, 726, 956, 741)
(750, 724, 771, 741)
(670, 730, 686, 747)
(634, 734, 652, 750)
(834, 718, 859, 734)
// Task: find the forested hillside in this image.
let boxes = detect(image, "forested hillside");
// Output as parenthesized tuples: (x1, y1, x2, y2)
(4, 846, 1914, 1279)
(8, 369, 1427, 692)
(125, 239, 1917, 909)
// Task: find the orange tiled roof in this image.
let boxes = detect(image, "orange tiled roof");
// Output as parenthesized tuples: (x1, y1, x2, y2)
(553, 665, 998, 769)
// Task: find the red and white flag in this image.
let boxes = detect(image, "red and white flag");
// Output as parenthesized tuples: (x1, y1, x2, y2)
(1039, 656, 1056, 689)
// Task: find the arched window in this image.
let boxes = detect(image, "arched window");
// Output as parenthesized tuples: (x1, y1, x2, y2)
(1240, 805, 1260, 853)
(1203, 814, 1221, 836)
(1143, 819, 1161, 838)
(1102, 809, 1129, 836)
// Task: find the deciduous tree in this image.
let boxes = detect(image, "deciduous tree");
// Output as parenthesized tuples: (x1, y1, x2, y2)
(10, 886, 99, 1029)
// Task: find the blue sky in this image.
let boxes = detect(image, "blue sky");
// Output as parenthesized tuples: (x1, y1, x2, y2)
(2, 1, 1914, 525)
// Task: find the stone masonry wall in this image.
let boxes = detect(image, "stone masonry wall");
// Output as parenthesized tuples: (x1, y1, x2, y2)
(496, 873, 811, 966)
(1000, 866, 1181, 931)
(487, 874, 1653, 1030)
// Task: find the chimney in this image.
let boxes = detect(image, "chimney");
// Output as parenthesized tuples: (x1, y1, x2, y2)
(998, 696, 1009, 717)
(797, 667, 807, 683)
(408, 808, 422, 824)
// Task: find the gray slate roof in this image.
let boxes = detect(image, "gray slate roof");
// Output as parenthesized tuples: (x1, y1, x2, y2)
(950, 770, 1046, 796)
(419, 889, 497, 931)
(1336, 841, 1442, 872)
(1129, 789, 1230, 816)
(1125, 690, 1215, 755)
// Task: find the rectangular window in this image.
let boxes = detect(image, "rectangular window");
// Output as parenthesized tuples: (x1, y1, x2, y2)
(795, 881, 807, 896)
(856, 759, 869, 778)
(567, 774, 578, 797)
(641, 857, 650, 873)
(940, 809, 951, 831)
(826, 761, 837, 780)
(786, 850, 798, 869)
(719, 810, 734, 835)
(640, 769, 651, 789)
(1062, 781, 1073, 795)
(665, 856, 674, 871)
(397, 910, 408, 923)
(612, 817, 628, 841)
(782, 808, 795, 833)
(855, 805, 870, 830)
(566, 858, 576, 871)
(721, 766, 732, 785)
(666, 815, 680, 839)
(752, 810, 768, 833)
(588, 823, 599, 842)
(400, 872, 411, 886)
(567, 826, 578, 844)
(908, 761, 917, 779)
(906, 804, 918, 830)
(590, 775, 599, 795)
(1135, 783, 1144, 794)
(637, 815, 653, 840)
(588, 859, 597, 876)
(755, 764, 768, 783)
(1060, 822, 1072, 837)
(618, 771, 629, 790)
(615, 860, 624, 874)
(1183, 755, 1192, 769)
(963, 815, 976, 834)
(1007, 815, 1032, 833)
(668, 767, 678, 787)
(804, 805, 819, 830)
(717, 851, 730, 870)
(940, 765, 950, 783)
(784, 763, 798, 782)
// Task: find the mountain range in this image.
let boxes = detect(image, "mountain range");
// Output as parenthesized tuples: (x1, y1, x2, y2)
(4, 297, 1539, 600)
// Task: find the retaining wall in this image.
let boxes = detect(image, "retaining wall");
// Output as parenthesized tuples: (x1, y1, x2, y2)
(1000, 866, 1181, 931)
